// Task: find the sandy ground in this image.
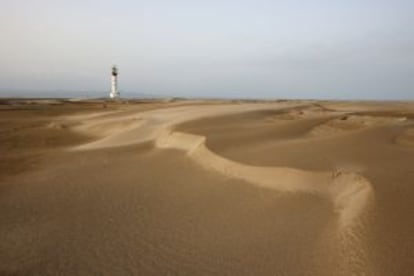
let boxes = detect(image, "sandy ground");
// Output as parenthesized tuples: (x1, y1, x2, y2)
(0, 99, 413, 275)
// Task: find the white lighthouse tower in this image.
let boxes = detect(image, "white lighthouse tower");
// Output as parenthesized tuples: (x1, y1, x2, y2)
(110, 65, 120, 99)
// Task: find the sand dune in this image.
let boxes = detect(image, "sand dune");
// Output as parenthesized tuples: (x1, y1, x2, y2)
(69, 102, 376, 273)
(309, 115, 407, 137)
(156, 130, 373, 230)
(66, 102, 376, 230)
(70, 103, 297, 150)
(1, 99, 413, 275)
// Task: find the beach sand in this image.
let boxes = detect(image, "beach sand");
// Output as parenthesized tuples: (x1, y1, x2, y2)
(0, 99, 413, 275)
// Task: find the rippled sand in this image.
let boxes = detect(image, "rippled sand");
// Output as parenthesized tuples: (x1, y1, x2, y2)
(0, 99, 413, 275)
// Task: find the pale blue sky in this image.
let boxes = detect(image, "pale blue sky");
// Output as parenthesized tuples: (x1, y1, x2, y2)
(1, 0, 413, 99)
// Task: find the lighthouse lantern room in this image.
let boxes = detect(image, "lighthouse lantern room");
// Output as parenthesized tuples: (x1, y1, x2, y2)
(110, 65, 120, 99)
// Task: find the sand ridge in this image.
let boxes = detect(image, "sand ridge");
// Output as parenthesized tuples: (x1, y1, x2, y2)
(69, 102, 300, 150)
(308, 115, 408, 137)
(156, 130, 374, 230)
(65, 102, 377, 274)
(66, 103, 375, 232)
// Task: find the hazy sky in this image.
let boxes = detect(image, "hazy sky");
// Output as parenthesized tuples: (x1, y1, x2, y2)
(1, 0, 413, 99)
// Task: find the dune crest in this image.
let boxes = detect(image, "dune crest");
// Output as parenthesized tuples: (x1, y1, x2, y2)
(329, 171, 374, 229)
(156, 130, 374, 231)
(156, 128, 375, 274)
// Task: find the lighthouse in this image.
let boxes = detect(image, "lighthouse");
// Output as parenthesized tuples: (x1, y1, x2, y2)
(110, 65, 120, 99)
